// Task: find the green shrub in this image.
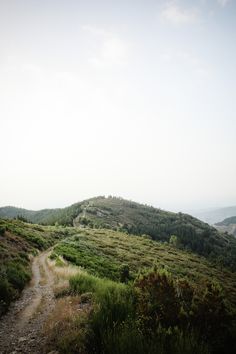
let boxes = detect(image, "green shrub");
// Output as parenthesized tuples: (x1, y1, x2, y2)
(0, 226, 5, 235)
(49, 252, 58, 260)
(119, 264, 130, 283)
(102, 324, 210, 354)
(134, 269, 181, 329)
(70, 273, 99, 294)
(6, 262, 30, 291)
(68, 270, 213, 354)
(69, 272, 134, 351)
(0, 276, 16, 315)
(92, 280, 133, 329)
(55, 257, 65, 267)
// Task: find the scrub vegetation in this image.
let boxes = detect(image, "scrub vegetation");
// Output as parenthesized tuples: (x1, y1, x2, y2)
(1, 198, 236, 353)
(46, 227, 236, 354)
(0, 219, 75, 315)
(1, 196, 236, 270)
(52, 228, 236, 306)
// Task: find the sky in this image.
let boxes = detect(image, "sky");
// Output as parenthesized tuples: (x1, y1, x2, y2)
(0, 0, 236, 212)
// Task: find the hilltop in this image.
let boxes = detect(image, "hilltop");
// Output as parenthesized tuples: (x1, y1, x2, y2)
(1, 196, 236, 270)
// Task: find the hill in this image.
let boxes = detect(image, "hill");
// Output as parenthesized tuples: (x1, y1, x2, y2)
(48, 227, 236, 353)
(191, 205, 236, 225)
(1, 220, 236, 353)
(217, 216, 236, 226)
(1, 196, 236, 270)
(0, 206, 63, 224)
(215, 216, 236, 237)
(52, 227, 236, 307)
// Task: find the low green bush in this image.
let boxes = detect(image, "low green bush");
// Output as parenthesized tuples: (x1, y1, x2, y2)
(0, 260, 31, 316)
(102, 324, 209, 354)
(68, 269, 236, 354)
(0, 276, 16, 315)
(0, 226, 5, 235)
(6, 262, 31, 291)
(70, 273, 99, 294)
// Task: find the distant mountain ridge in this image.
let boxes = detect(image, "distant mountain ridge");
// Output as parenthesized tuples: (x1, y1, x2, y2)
(191, 206, 236, 225)
(215, 216, 236, 237)
(1, 196, 236, 270)
(216, 216, 236, 226)
(0, 205, 62, 224)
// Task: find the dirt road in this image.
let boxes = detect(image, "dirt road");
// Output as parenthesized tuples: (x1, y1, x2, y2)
(0, 251, 56, 354)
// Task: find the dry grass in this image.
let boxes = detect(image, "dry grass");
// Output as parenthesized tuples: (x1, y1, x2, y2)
(39, 264, 47, 286)
(47, 256, 83, 279)
(43, 296, 92, 354)
(46, 255, 85, 296)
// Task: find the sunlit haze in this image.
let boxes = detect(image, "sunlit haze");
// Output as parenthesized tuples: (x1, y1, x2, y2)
(1, 0, 236, 211)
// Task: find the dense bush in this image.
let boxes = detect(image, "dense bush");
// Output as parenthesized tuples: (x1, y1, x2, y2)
(67, 269, 236, 354)
(0, 261, 30, 315)
(0, 275, 16, 315)
(0, 226, 5, 235)
(6, 262, 31, 291)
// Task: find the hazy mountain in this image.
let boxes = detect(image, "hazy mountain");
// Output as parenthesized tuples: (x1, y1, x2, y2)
(215, 216, 236, 237)
(0, 206, 62, 224)
(190, 206, 236, 225)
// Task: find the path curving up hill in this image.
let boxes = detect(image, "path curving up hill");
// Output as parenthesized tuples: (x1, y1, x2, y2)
(0, 251, 56, 354)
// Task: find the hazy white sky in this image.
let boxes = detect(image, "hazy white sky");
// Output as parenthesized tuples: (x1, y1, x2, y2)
(0, 0, 236, 211)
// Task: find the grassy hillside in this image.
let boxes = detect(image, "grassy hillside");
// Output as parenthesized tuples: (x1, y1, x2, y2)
(72, 197, 236, 271)
(47, 227, 236, 354)
(0, 206, 62, 224)
(1, 219, 236, 353)
(0, 203, 83, 225)
(0, 219, 75, 315)
(2, 196, 236, 270)
(52, 227, 236, 307)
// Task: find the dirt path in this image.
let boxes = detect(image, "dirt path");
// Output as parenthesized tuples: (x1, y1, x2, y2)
(0, 251, 56, 354)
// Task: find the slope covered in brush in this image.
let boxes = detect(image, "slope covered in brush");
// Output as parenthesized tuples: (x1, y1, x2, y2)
(52, 227, 236, 308)
(73, 197, 236, 270)
(0, 203, 83, 226)
(50, 227, 236, 354)
(1, 196, 236, 269)
(0, 219, 75, 315)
